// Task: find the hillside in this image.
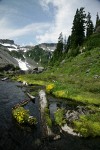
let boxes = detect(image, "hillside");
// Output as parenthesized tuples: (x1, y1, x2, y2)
(0, 39, 56, 70)
(25, 45, 52, 66)
(17, 46, 100, 105)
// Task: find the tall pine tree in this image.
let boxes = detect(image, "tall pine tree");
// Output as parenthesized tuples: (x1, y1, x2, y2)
(71, 7, 86, 49)
(63, 36, 67, 53)
(50, 32, 63, 65)
(95, 12, 100, 31)
(64, 35, 71, 53)
(95, 13, 99, 28)
(86, 12, 94, 38)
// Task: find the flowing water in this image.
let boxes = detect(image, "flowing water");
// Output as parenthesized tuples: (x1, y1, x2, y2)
(0, 80, 100, 150)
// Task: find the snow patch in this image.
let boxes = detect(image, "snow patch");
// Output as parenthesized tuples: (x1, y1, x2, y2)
(0, 43, 18, 49)
(8, 48, 19, 51)
(15, 58, 31, 71)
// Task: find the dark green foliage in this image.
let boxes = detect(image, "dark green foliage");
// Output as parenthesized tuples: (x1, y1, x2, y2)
(10, 50, 25, 60)
(63, 36, 67, 52)
(68, 47, 80, 57)
(25, 46, 50, 66)
(85, 33, 100, 49)
(95, 12, 100, 30)
(86, 12, 94, 38)
(84, 51, 91, 57)
(50, 32, 63, 65)
(0, 64, 19, 71)
(64, 36, 71, 53)
(71, 7, 86, 49)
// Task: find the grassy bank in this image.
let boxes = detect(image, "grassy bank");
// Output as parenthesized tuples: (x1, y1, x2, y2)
(16, 48, 100, 105)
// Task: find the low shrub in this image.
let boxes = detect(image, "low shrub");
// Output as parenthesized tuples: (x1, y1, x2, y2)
(12, 107, 37, 125)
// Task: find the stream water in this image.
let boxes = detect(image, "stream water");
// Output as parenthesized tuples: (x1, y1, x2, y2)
(0, 80, 100, 150)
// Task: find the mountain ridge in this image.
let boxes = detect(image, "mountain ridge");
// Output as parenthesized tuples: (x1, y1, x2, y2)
(0, 39, 56, 70)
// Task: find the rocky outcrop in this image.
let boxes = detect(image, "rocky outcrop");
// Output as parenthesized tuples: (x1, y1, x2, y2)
(0, 39, 56, 71)
(65, 106, 89, 123)
(0, 46, 18, 69)
(0, 39, 14, 45)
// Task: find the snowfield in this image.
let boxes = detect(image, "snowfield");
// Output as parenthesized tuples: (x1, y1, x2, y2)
(15, 58, 31, 70)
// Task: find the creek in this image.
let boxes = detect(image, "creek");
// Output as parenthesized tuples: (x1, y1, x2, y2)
(0, 80, 100, 150)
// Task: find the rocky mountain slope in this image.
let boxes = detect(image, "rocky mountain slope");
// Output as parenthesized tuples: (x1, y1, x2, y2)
(0, 45, 18, 69)
(0, 39, 56, 70)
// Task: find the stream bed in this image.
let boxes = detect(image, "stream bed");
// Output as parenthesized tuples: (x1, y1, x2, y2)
(0, 80, 100, 150)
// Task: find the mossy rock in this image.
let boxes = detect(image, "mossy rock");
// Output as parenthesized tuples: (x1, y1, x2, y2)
(12, 107, 37, 125)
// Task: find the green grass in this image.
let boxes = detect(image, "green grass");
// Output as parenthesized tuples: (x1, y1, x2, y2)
(73, 113, 100, 137)
(16, 47, 100, 105)
(54, 108, 66, 126)
(44, 107, 52, 128)
(84, 33, 100, 50)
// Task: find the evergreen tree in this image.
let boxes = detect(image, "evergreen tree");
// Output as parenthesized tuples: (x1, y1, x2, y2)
(95, 12, 100, 30)
(65, 36, 71, 53)
(63, 36, 67, 53)
(86, 12, 94, 38)
(71, 7, 86, 49)
(50, 32, 63, 65)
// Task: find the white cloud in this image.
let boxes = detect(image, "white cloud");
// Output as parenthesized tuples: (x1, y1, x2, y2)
(37, 0, 100, 43)
(0, 17, 50, 39)
(0, 0, 100, 45)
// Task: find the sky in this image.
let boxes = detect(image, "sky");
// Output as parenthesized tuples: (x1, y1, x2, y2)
(0, 0, 100, 46)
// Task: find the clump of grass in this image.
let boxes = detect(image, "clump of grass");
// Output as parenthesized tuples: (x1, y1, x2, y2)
(73, 113, 100, 137)
(44, 107, 52, 128)
(54, 108, 66, 126)
(86, 105, 100, 112)
(17, 75, 47, 86)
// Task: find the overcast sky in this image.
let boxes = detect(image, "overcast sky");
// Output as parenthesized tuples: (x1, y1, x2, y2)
(0, 0, 100, 46)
